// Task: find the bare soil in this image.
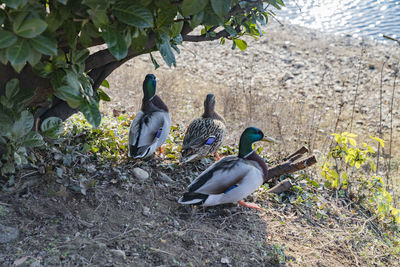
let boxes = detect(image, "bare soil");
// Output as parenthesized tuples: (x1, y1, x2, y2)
(2, 156, 395, 266)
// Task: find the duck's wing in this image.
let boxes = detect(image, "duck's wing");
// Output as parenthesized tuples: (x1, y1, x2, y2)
(202, 167, 263, 206)
(188, 156, 250, 194)
(183, 118, 225, 149)
(179, 157, 263, 206)
(128, 111, 167, 158)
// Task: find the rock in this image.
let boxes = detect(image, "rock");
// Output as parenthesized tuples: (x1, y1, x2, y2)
(133, 167, 149, 181)
(221, 257, 231, 265)
(158, 172, 173, 183)
(109, 249, 126, 260)
(142, 207, 151, 217)
(0, 223, 19, 244)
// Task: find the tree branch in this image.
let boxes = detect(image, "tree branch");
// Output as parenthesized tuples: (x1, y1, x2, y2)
(183, 29, 230, 42)
(264, 146, 317, 186)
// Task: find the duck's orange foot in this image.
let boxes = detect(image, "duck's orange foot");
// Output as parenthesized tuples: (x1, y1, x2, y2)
(214, 152, 221, 161)
(157, 146, 164, 156)
(238, 200, 262, 210)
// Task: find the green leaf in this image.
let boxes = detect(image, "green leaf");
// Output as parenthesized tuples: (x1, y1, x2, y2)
(157, 33, 176, 67)
(22, 131, 44, 147)
(131, 32, 148, 51)
(157, 6, 178, 28)
(5, 79, 20, 99)
(72, 49, 90, 65)
(54, 86, 83, 108)
(170, 21, 184, 38)
(41, 117, 63, 139)
(82, 0, 107, 9)
(88, 9, 109, 27)
(101, 79, 110, 89)
(102, 26, 128, 60)
(223, 25, 237, 37)
(102, 26, 118, 47)
(97, 88, 111, 101)
(113, 1, 154, 28)
(14, 18, 48, 39)
(233, 39, 247, 51)
(2, 162, 15, 174)
(203, 4, 223, 25)
(6, 39, 30, 72)
(109, 35, 128, 60)
(57, 0, 68, 4)
(371, 136, 385, 148)
(0, 49, 7, 65)
(190, 11, 204, 28)
(80, 100, 101, 128)
(210, 0, 231, 18)
(0, 10, 5, 25)
(11, 110, 34, 139)
(27, 49, 42, 66)
(0, 31, 18, 49)
(181, 0, 208, 17)
(29, 35, 57, 56)
(3, 0, 29, 9)
(14, 151, 22, 165)
(150, 53, 160, 69)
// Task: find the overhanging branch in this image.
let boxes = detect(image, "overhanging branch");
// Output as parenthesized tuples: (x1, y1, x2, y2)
(183, 29, 230, 42)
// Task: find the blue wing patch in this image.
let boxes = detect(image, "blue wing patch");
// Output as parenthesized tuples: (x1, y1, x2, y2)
(205, 137, 215, 145)
(224, 184, 238, 194)
(155, 128, 162, 138)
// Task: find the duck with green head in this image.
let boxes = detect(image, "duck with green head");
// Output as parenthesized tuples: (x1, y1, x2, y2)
(180, 94, 226, 163)
(128, 74, 171, 159)
(178, 127, 275, 209)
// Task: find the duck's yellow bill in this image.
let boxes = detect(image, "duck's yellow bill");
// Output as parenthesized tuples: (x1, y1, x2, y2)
(262, 136, 276, 143)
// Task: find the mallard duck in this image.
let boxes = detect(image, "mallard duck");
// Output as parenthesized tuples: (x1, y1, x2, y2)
(178, 127, 275, 209)
(128, 74, 171, 159)
(180, 94, 226, 163)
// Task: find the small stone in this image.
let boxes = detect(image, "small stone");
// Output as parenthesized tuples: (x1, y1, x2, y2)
(133, 167, 149, 181)
(221, 257, 231, 265)
(0, 223, 19, 244)
(159, 172, 173, 183)
(110, 249, 126, 260)
(142, 207, 151, 217)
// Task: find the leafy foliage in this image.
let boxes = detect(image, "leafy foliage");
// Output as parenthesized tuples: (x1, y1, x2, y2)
(321, 132, 400, 226)
(0, 0, 284, 176)
(0, 79, 42, 176)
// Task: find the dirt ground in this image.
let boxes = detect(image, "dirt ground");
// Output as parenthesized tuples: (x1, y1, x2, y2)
(2, 155, 394, 266)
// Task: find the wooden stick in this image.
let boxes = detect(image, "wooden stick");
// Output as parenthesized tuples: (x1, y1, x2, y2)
(265, 155, 317, 184)
(281, 146, 308, 161)
(266, 179, 293, 194)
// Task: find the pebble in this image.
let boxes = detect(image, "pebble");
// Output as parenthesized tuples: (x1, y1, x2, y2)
(133, 167, 149, 181)
(158, 172, 173, 183)
(142, 207, 151, 217)
(109, 249, 126, 260)
(0, 223, 19, 244)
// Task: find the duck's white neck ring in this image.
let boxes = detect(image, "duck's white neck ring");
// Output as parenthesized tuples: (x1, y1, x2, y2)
(148, 95, 155, 101)
(243, 151, 253, 158)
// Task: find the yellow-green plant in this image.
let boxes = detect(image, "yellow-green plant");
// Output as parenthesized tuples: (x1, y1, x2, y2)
(321, 132, 400, 225)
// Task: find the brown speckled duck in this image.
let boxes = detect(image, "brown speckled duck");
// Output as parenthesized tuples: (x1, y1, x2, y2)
(180, 94, 225, 163)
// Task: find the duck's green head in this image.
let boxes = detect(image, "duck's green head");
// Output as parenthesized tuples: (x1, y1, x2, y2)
(143, 74, 157, 101)
(238, 127, 275, 158)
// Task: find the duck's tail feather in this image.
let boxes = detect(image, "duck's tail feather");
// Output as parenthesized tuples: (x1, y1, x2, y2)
(129, 144, 151, 159)
(178, 192, 208, 205)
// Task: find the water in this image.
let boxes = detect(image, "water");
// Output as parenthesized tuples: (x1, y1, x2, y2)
(276, 0, 400, 41)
